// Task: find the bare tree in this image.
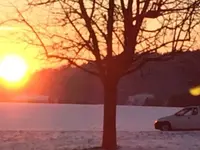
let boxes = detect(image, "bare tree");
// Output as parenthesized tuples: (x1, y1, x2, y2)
(4, 0, 200, 149)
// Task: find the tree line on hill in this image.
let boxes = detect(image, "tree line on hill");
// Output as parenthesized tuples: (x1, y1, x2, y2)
(1, 51, 200, 107)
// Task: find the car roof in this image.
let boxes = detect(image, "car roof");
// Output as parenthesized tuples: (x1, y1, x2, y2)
(184, 106, 200, 108)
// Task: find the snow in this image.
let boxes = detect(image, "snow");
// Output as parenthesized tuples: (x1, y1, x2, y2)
(0, 103, 198, 150)
(0, 131, 200, 150)
(0, 103, 180, 131)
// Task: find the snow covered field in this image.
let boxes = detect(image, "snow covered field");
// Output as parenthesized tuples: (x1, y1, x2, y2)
(0, 103, 199, 150)
(0, 103, 180, 131)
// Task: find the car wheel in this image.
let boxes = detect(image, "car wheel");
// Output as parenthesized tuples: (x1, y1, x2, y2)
(160, 123, 171, 131)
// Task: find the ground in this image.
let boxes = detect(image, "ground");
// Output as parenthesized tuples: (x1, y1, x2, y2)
(0, 103, 198, 150)
(0, 131, 200, 150)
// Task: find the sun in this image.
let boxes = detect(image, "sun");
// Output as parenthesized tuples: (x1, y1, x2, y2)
(0, 55, 28, 83)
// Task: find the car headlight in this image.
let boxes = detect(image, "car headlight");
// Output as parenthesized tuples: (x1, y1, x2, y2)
(154, 120, 158, 123)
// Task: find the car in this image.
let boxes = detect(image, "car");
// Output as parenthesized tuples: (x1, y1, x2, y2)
(154, 106, 200, 131)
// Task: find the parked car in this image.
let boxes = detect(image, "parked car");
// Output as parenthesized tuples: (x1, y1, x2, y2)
(154, 106, 200, 131)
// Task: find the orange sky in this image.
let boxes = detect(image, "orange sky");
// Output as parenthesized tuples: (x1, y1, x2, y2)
(0, 27, 40, 71)
(0, 1, 39, 72)
(0, 0, 59, 73)
(0, 0, 83, 73)
(0, 0, 199, 74)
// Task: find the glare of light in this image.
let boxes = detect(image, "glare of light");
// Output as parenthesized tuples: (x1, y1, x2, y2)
(189, 85, 200, 96)
(0, 55, 28, 82)
(0, 26, 15, 31)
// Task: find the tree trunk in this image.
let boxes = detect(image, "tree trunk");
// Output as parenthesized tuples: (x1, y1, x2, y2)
(102, 80, 117, 150)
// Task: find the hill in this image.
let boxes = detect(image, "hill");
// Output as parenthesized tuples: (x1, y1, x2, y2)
(6, 50, 200, 106)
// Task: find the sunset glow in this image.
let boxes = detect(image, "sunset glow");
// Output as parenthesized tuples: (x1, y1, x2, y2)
(0, 55, 28, 83)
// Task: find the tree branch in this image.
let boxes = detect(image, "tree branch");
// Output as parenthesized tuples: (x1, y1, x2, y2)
(79, 0, 101, 60)
(106, 0, 115, 57)
(123, 51, 184, 76)
(13, 2, 99, 77)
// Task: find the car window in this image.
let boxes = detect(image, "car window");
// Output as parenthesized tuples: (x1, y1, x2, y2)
(179, 107, 198, 116)
(184, 108, 193, 116)
(192, 107, 198, 115)
(175, 107, 197, 116)
(175, 108, 192, 116)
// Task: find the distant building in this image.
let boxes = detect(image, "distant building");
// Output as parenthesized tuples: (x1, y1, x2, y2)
(127, 93, 155, 106)
(12, 95, 50, 103)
